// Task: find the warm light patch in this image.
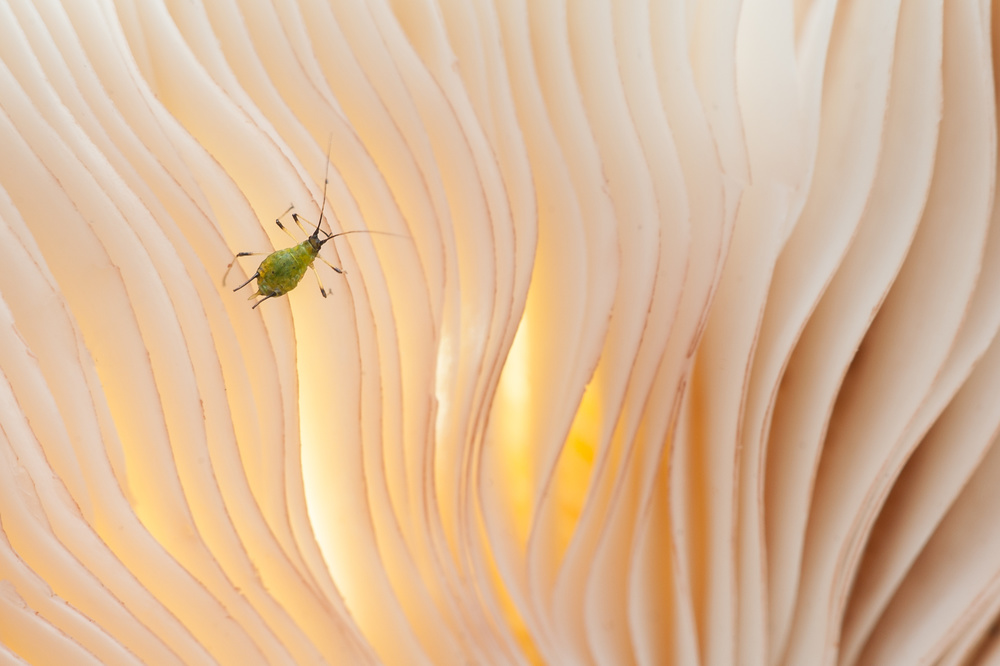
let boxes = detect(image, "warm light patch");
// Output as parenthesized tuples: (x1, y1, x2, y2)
(492, 311, 535, 546)
(478, 511, 544, 664)
(553, 380, 601, 562)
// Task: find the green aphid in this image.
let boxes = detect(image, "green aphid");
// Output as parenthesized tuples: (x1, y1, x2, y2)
(224, 206, 376, 309)
(250, 231, 321, 299)
(223, 151, 402, 309)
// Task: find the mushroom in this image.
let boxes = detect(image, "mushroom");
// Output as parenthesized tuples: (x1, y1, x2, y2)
(0, 0, 997, 664)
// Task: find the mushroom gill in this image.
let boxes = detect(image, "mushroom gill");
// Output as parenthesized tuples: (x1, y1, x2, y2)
(0, 0, 998, 665)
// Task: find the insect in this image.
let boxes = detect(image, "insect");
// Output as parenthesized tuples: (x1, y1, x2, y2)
(223, 151, 401, 308)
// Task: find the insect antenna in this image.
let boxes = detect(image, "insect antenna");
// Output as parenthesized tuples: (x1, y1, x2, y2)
(317, 229, 411, 247)
(313, 136, 333, 240)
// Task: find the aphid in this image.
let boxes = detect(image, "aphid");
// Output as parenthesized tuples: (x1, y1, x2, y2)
(223, 150, 399, 309)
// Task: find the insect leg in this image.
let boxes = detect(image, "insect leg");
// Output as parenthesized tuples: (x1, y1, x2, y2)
(273, 205, 301, 244)
(292, 213, 333, 240)
(223, 251, 267, 286)
(291, 212, 316, 237)
(309, 265, 330, 298)
(315, 255, 345, 275)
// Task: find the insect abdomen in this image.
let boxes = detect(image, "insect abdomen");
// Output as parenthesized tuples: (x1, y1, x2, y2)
(255, 242, 316, 297)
